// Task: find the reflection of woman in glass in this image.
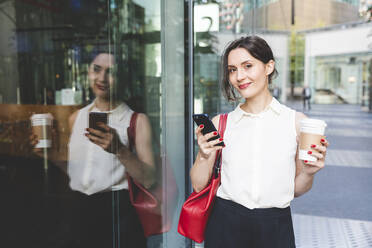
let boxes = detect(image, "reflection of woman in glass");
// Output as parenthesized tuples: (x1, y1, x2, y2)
(32, 48, 154, 247)
(191, 36, 329, 247)
(68, 49, 154, 247)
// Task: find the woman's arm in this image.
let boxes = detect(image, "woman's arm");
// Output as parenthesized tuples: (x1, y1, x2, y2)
(294, 112, 329, 197)
(116, 113, 156, 189)
(190, 115, 223, 193)
(86, 113, 156, 189)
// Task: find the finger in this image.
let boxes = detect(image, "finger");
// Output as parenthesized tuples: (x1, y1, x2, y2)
(30, 134, 39, 146)
(199, 142, 213, 151)
(307, 150, 323, 160)
(86, 128, 105, 138)
(29, 133, 37, 141)
(203, 145, 223, 155)
(210, 145, 223, 153)
(310, 144, 326, 153)
(29, 133, 38, 140)
(32, 148, 44, 156)
(204, 131, 219, 141)
(208, 137, 224, 147)
(320, 138, 329, 147)
(197, 131, 213, 146)
(97, 122, 111, 132)
(85, 133, 104, 145)
(195, 125, 204, 137)
(304, 159, 325, 168)
(31, 139, 38, 146)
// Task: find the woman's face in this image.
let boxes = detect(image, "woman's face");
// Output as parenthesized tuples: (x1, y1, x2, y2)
(227, 48, 274, 100)
(88, 53, 115, 99)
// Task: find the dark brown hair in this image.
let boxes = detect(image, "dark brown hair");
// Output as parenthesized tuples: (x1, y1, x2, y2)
(221, 36, 278, 101)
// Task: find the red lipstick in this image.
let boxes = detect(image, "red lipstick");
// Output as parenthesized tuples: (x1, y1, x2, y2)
(238, 83, 251, 89)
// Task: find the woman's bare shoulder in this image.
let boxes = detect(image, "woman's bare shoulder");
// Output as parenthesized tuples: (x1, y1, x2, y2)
(211, 115, 220, 129)
(68, 110, 80, 131)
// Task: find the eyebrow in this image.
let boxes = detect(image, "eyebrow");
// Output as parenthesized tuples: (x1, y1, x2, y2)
(227, 60, 252, 67)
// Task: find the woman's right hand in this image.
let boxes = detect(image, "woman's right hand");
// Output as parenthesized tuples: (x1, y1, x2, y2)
(29, 133, 44, 157)
(29, 127, 58, 157)
(196, 125, 224, 159)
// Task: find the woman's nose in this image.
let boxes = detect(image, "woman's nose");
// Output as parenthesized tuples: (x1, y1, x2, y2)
(236, 68, 247, 82)
(97, 71, 107, 82)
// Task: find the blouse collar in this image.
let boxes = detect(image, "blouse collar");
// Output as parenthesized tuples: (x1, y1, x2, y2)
(230, 97, 283, 124)
(88, 100, 129, 121)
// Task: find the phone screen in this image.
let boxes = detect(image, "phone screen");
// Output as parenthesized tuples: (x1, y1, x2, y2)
(89, 112, 108, 132)
(193, 114, 224, 146)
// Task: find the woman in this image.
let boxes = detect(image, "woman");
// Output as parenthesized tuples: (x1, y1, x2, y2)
(190, 36, 329, 247)
(31, 49, 155, 247)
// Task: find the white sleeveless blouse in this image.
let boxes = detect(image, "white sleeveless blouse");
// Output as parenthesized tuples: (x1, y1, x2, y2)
(68, 101, 133, 195)
(217, 98, 298, 209)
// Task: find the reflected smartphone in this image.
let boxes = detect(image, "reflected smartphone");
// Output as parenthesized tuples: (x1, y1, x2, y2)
(89, 112, 108, 132)
(192, 114, 225, 147)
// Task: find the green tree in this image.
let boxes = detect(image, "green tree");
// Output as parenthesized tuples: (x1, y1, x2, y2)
(289, 29, 304, 98)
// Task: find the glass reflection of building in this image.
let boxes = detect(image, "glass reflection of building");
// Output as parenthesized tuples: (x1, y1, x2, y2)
(0, 0, 187, 247)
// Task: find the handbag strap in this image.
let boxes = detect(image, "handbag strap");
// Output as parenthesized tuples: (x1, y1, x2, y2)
(128, 112, 139, 152)
(218, 113, 228, 139)
(213, 113, 228, 178)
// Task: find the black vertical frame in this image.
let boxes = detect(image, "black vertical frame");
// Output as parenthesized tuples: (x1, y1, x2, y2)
(184, 0, 193, 199)
(184, 0, 193, 247)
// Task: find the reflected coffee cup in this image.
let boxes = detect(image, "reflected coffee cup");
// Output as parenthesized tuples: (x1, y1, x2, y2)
(31, 113, 53, 148)
(299, 118, 327, 162)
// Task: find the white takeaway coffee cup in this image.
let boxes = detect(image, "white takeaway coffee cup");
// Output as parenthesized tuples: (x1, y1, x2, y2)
(299, 118, 327, 162)
(31, 113, 53, 148)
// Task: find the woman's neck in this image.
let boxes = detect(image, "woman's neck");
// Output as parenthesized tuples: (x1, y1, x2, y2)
(240, 89, 273, 114)
(94, 97, 120, 111)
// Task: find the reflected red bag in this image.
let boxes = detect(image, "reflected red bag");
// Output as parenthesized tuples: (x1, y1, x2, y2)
(177, 113, 228, 243)
(127, 112, 178, 237)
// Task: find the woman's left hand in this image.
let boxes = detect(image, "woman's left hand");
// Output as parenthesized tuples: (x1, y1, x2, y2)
(302, 137, 329, 175)
(85, 123, 124, 154)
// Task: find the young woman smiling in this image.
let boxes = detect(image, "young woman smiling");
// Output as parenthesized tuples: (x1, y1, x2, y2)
(190, 36, 329, 247)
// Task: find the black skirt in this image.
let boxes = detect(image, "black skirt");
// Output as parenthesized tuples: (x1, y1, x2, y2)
(71, 189, 146, 248)
(205, 197, 296, 248)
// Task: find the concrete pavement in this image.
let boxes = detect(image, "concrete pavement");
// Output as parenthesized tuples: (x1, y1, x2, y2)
(288, 102, 372, 248)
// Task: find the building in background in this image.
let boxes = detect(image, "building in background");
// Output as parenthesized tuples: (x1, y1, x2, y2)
(302, 21, 372, 105)
(242, 0, 361, 31)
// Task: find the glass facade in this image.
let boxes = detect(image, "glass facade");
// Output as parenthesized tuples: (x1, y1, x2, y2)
(310, 53, 372, 104)
(0, 0, 187, 247)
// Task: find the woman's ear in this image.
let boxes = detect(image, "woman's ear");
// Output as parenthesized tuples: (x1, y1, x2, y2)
(266, 60, 275, 76)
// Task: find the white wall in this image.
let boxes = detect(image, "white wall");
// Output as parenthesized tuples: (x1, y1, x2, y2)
(305, 24, 372, 57)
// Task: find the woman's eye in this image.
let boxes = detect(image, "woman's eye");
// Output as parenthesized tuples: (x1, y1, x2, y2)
(245, 64, 251, 68)
(93, 65, 101, 73)
(228, 68, 236, 73)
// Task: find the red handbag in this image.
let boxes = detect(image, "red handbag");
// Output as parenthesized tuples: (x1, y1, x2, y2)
(127, 112, 178, 237)
(177, 113, 228, 243)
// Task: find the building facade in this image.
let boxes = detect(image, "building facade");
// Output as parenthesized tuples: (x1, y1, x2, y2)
(303, 21, 372, 105)
(242, 0, 361, 31)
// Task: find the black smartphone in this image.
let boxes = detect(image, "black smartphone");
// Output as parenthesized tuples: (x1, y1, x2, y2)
(192, 114, 225, 147)
(89, 112, 108, 132)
